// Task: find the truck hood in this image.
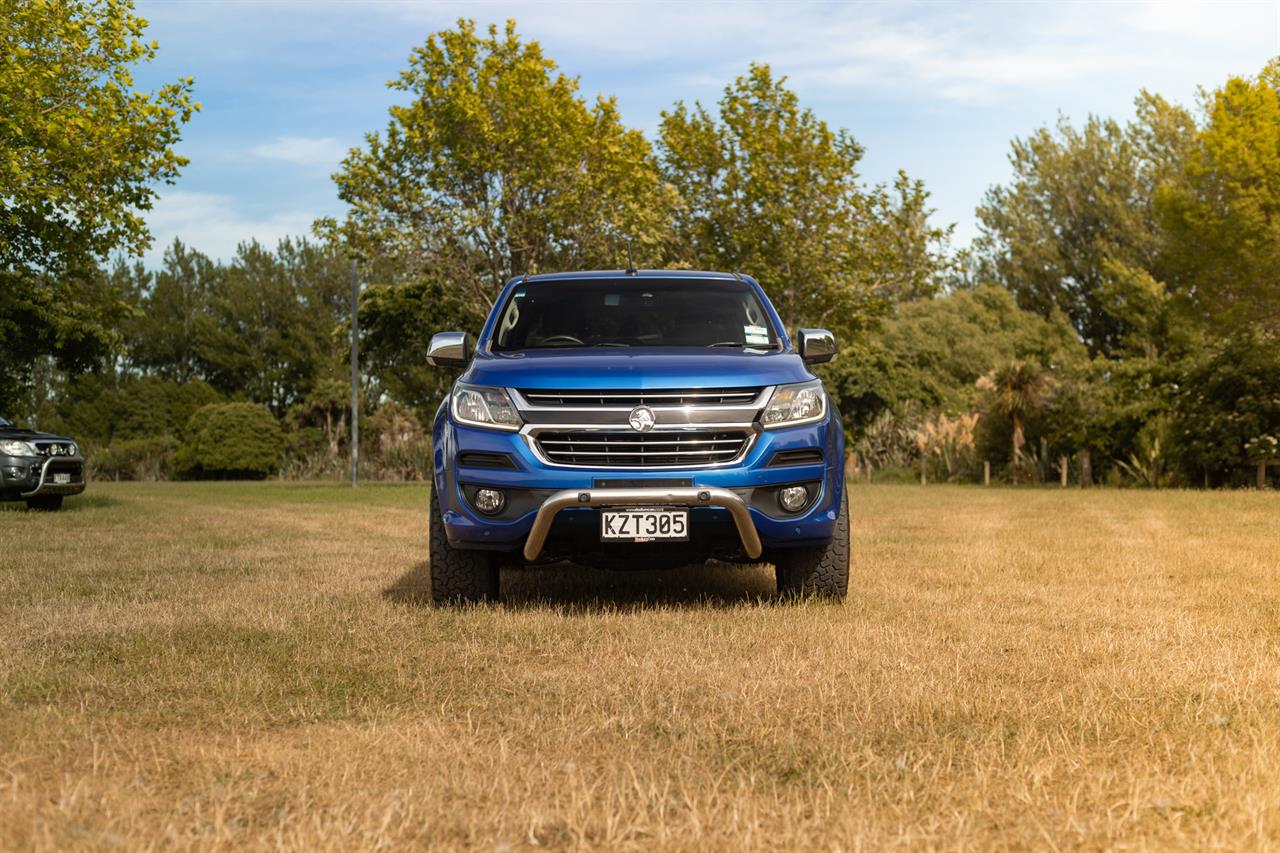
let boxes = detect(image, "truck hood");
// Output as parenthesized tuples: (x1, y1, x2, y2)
(0, 427, 73, 442)
(463, 348, 814, 391)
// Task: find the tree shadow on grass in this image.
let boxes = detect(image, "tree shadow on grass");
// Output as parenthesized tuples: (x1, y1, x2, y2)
(384, 560, 778, 612)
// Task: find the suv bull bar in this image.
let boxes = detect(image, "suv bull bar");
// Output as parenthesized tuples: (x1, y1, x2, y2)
(20, 456, 87, 498)
(522, 486, 763, 561)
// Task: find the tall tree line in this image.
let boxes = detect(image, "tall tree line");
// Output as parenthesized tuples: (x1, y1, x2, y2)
(5, 5, 1278, 486)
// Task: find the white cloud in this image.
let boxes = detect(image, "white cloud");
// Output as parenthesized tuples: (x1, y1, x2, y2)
(140, 191, 318, 265)
(250, 135, 349, 168)
(374, 0, 1277, 104)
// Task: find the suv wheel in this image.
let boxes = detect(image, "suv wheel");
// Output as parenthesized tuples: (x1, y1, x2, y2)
(429, 491, 499, 604)
(26, 495, 63, 512)
(773, 489, 850, 600)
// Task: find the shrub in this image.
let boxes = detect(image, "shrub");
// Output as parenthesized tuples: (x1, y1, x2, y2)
(174, 403, 283, 479)
(87, 436, 178, 481)
(1169, 329, 1280, 486)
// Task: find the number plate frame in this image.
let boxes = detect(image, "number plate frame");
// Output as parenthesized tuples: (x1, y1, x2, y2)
(600, 507, 689, 543)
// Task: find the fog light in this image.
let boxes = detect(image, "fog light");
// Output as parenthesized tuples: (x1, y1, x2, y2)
(474, 488, 505, 515)
(778, 485, 809, 512)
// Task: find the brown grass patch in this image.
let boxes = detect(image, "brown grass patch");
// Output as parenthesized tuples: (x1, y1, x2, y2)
(2, 482, 1278, 849)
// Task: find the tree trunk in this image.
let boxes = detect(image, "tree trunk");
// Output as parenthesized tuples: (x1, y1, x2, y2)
(920, 455, 927, 485)
(1059, 455, 1069, 487)
(1080, 448, 1093, 488)
(1259, 462, 1268, 490)
(1011, 415, 1024, 484)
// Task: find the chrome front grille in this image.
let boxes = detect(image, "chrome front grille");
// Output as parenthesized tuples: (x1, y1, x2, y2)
(519, 388, 762, 407)
(535, 430, 751, 467)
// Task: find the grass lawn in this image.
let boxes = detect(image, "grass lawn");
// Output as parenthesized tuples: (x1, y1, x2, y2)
(2, 481, 1279, 850)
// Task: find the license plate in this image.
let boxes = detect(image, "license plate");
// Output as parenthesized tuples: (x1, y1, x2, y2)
(600, 508, 688, 542)
(52, 473, 71, 484)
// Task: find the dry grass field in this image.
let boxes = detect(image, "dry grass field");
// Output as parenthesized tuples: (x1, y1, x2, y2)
(2, 482, 1279, 850)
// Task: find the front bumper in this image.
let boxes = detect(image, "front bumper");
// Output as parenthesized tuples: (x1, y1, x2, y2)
(523, 486, 762, 561)
(434, 405, 844, 558)
(15, 456, 87, 498)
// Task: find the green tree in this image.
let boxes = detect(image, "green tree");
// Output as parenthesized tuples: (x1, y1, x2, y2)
(326, 19, 674, 314)
(175, 402, 283, 479)
(125, 239, 219, 382)
(1158, 60, 1280, 333)
(977, 360, 1053, 483)
(197, 239, 347, 415)
(1168, 329, 1280, 487)
(0, 0, 197, 413)
(659, 64, 950, 341)
(358, 277, 483, 417)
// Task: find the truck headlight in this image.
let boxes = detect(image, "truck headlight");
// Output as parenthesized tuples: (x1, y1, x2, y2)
(761, 380, 826, 428)
(0, 440, 37, 457)
(451, 384, 523, 431)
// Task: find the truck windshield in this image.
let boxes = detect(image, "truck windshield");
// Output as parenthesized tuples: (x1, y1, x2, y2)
(491, 279, 780, 351)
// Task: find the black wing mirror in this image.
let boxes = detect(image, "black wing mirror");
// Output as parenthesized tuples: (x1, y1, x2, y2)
(427, 331, 472, 368)
(797, 328, 836, 364)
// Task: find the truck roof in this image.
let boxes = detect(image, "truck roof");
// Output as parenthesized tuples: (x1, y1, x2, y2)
(509, 269, 751, 284)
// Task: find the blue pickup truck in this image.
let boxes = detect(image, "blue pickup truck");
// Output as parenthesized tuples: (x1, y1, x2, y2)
(426, 269, 848, 602)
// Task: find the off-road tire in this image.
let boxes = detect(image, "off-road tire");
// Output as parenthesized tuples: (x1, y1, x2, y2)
(773, 489, 850, 600)
(25, 495, 63, 512)
(428, 492, 499, 604)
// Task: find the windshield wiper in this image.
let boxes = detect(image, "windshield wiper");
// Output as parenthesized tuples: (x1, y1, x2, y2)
(706, 341, 779, 350)
(591, 342, 630, 347)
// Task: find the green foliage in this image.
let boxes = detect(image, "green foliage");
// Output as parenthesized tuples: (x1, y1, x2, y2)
(174, 403, 283, 479)
(1168, 329, 1280, 486)
(1114, 417, 1171, 488)
(1158, 60, 1280, 333)
(88, 435, 177, 481)
(973, 111, 1180, 354)
(115, 238, 352, 416)
(978, 360, 1053, 482)
(821, 285, 1084, 448)
(0, 0, 195, 413)
(38, 374, 221, 447)
(1, 0, 197, 271)
(658, 64, 951, 341)
(358, 278, 483, 416)
(327, 19, 675, 314)
(0, 268, 126, 412)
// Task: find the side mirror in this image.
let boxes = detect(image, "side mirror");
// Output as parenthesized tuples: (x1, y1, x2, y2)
(427, 331, 472, 368)
(797, 329, 836, 364)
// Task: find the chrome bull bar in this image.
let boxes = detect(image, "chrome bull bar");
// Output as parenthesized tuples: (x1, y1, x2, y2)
(20, 456, 87, 498)
(522, 487, 763, 562)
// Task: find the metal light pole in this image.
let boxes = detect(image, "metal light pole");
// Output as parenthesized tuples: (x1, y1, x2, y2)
(350, 259, 360, 488)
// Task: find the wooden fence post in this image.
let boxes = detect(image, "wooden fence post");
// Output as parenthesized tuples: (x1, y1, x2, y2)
(1259, 462, 1268, 490)
(983, 460, 990, 486)
(1059, 455, 1068, 487)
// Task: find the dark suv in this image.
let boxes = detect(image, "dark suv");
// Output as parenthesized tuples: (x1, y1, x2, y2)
(0, 416, 86, 510)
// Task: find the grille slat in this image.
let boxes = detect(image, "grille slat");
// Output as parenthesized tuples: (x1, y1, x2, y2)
(536, 430, 750, 468)
(521, 388, 761, 407)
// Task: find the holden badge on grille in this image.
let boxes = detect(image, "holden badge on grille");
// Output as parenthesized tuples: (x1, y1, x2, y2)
(628, 406, 655, 432)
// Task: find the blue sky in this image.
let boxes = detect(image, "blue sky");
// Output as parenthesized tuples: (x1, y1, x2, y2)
(132, 0, 1279, 266)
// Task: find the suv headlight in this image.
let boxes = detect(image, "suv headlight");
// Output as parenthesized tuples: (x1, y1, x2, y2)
(761, 380, 826, 429)
(0, 440, 37, 457)
(451, 384, 523, 431)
